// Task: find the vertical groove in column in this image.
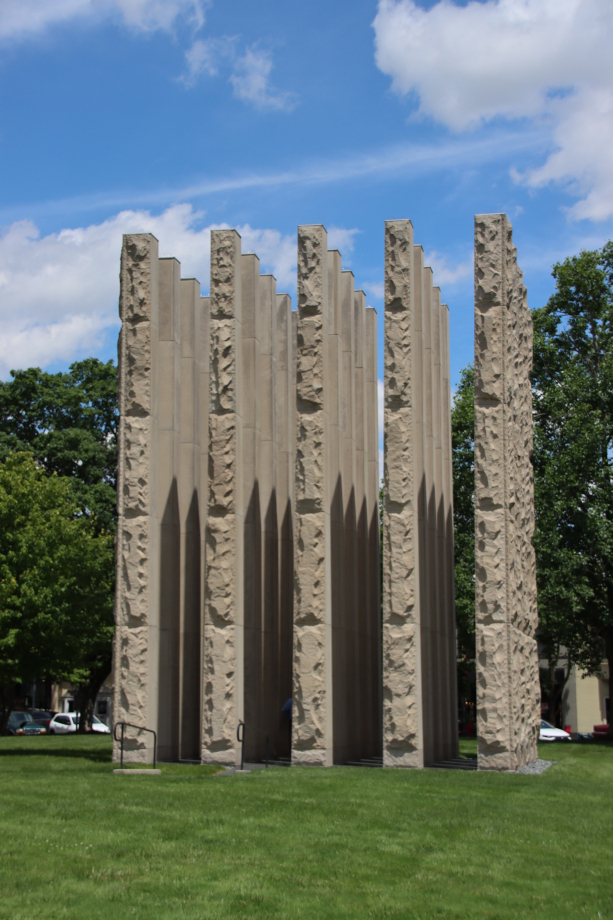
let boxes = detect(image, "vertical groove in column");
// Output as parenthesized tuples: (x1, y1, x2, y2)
(157, 257, 181, 764)
(293, 224, 332, 766)
(179, 277, 201, 761)
(475, 213, 539, 771)
(203, 229, 243, 766)
(113, 233, 159, 765)
(383, 219, 424, 768)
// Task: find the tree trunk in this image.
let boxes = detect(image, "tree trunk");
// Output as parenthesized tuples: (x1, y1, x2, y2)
(605, 630, 613, 740)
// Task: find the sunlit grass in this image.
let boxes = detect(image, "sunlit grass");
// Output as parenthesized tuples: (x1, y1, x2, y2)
(0, 734, 611, 919)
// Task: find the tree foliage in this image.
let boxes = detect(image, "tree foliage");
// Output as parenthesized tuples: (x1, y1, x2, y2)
(532, 242, 613, 700)
(0, 454, 114, 733)
(451, 364, 475, 698)
(0, 359, 118, 534)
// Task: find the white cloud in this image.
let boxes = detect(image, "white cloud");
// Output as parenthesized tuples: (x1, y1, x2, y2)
(363, 281, 384, 301)
(423, 251, 472, 287)
(229, 46, 296, 112)
(182, 36, 236, 82)
(373, 0, 613, 221)
(326, 226, 360, 259)
(0, 0, 206, 39)
(182, 39, 296, 112)
(0, 204, 295, 377)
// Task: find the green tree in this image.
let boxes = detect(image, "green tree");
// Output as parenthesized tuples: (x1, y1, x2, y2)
(532, 242, 613, 728)
(0, 454, 114, 734)
(0, 359, 118, 534)
(451, 364, 475, 700)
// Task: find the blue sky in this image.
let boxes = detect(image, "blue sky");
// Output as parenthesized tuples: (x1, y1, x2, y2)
(1, 0, 612, 409)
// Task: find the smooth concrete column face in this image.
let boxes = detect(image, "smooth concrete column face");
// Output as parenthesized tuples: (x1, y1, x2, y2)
(113, 233, 159, 765)
(440, 301, 459, 761)
(474, 213, 539, 771)
(157, 257, 182, 764)
(293, 224, 332, 766)
(179, 277, 202, 761)
(382, 220, 424, 768)
(203, 229, 243, 766)
(365, 306, 381, 759)
(327, 250, 347, 764)
(259, 273, 280, 756)
(241, 254, 263, 761)
(276, 293, 294, 760)
(354, 289, 369, 762)
(340, 270, 357, 762)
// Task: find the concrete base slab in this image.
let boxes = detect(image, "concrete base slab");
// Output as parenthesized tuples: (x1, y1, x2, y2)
(112, 769, 161, 775)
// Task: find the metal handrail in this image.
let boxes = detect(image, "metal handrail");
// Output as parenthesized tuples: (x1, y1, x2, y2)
(113, 721, 157, 769)
(237, 720, 269, 771)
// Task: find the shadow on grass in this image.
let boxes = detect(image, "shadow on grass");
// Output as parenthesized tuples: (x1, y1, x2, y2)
(0, 737, 112, 763)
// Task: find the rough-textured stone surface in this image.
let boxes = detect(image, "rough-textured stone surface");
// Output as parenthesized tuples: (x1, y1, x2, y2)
(474, 213, 540, 772)
(202, 230, 243, 765)
(113, 233, 159, 764)
(383, 220, 458, 769)
(293, 226, 381, 766)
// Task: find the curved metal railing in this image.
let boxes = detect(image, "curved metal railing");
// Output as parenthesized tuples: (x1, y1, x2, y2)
(237, 721, 269, 771)
(113, 721, 157, 769)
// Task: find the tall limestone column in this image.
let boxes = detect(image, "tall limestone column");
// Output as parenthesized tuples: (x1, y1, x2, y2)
(113, 234, 160, 764)
(276, 292, 295, 760)
(365, 305, 381, 758)
(293, 224, 332, 766)
(202, 229, 244, 766)
(382, 219, 424, 767)
(474, 213, 539, 771)
(382, 219, 458, 768)
(178, 277, 202, 761)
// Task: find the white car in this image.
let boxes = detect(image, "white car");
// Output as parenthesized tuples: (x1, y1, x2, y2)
(539, 720, 571, 742)
(48, 714, 110, 734)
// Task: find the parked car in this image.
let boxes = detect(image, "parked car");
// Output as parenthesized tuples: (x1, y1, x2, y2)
(29, 709, 55, 730)
(48, 713, 111, 734)
(5, 711, 47, 736)
(539, 720, 571, 742)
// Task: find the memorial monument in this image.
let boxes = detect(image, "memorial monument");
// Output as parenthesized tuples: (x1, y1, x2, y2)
(113, 213, 537, 772)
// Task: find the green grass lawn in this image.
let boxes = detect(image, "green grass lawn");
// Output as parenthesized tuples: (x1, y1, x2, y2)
(0, 735, 610, 920)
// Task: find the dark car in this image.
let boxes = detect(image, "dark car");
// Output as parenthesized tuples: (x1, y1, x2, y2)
(4, 711, 47, 736)
(29, 709, 55, 730)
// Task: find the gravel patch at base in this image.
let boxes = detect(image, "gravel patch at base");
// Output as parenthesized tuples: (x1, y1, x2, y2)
(515, 759, 556, 775)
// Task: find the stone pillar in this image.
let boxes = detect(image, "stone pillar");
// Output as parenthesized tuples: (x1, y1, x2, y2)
(179, 277, 202, 761)
(276, 293, 294, 760)
(202, 229, 244, 766)
(474, 213, 539, 771)
(440, 299, 458, 761)
(383, 219, 458, 768)
(293, 224, 332, 766)
(382, 219, 424, 768)
(365, 306, 381, 758)
(157, 257, 182, 764)
(113, 233, 160, 764)
(260, 273, 280, 756)
(354, 288, 370, 761)
(241, 254, 263, 761)
(340, 270, 357, 762)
